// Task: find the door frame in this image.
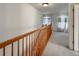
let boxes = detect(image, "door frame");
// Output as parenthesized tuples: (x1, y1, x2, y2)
(69, 4, 79, 51)
(73, 4, 79, 51)
(68, 4, 74, 50)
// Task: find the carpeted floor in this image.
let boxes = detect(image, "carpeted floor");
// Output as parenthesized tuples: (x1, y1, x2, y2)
(42, 42, 78, 56)
(42, 32, 78, 56)
(50, 32, 69, 48)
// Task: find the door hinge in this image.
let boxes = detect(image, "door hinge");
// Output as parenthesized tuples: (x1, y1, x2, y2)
(72, 41, 74, 44)
(72, 8, 74, 12)
(72, 25, 74, 28)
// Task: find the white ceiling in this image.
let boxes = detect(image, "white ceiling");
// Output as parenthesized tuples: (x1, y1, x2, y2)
(30, 3, 68, 15)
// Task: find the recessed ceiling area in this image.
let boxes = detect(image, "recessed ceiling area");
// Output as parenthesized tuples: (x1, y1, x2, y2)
(29, 3, 68, 15)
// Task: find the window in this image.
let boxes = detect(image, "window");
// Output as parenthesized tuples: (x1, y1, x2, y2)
(57, 15, 68, 32)
(43, 16, 51, 26)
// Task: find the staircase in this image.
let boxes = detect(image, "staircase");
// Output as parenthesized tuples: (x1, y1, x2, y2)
(0, 25, 52, 56)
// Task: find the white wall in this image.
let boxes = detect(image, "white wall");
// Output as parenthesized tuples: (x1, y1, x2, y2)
(0, 3, 42, 42)
(51, 15, 58, 32)
(0, 3, 42, 56)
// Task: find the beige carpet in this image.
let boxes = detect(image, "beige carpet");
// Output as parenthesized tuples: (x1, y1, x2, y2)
(42, 41, 78, 56)
(42, 32, 78, 56)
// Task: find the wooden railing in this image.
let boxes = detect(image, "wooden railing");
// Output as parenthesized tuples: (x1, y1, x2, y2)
(0, 25, 52, 56)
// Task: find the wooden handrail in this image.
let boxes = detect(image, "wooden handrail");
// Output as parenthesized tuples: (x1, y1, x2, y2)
(0, 26, 46, 48)
(0, 24, 52, 56)
(0, 30, 37, 48)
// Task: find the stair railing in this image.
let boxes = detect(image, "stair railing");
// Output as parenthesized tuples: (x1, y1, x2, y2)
(0, 24, 52, 56)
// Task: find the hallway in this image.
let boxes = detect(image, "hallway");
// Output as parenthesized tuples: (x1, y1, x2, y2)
(42, 34, 78, 56)
(50, 32, 69, 48)
(0, 3, 79, 56)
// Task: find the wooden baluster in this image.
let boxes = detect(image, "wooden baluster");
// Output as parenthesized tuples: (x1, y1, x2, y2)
(34, 33, 36, 56)
(29, 35, 30, 56)
(32, 33, 34, 56)
(3, 47, 5, 56)
(35, 32, 36, 44)
(31, 34, 33, 56)
(22, 38, 24, 56)
(34, 32, 37, 56)
(11, 42, 13, 56)
(26, 37, 28, 56)
(18, 40, 19, 56)
(33, 33, 35, 47)
(31, 35, 33, 56)
(34, 31, 38, 56)
(30, 35, 32, 56)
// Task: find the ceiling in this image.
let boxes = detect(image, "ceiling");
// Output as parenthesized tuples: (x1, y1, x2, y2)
(30, 3, 68, 15)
